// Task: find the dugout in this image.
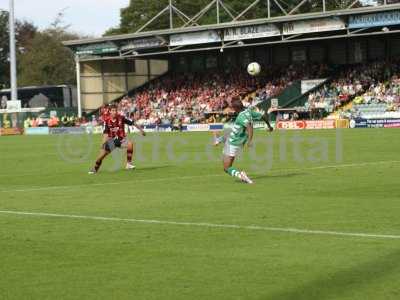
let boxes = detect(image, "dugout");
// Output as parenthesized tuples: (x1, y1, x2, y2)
(64, 1, 400, 116)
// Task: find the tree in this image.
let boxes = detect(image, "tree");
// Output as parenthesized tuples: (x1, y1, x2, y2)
(105, 0, 245, 35)
(16, 20, 37, 48)
(0, 11, 10, 89)
(105, 0, 169, 35)
(17, 30, 76, 86)
(105, 0, 368, 36)
(0, 9, 86, 89)
(16, 10, 86, 87)
(17, 13, 79, 87)
(0, 12, 38, 89)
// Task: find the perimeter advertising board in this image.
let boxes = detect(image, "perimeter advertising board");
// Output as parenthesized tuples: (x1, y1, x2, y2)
(349, 11, 400, 29)
(224, 24, 280, 41)
(25, 127, 50, 135)
(350, 118, 400, 128)
(0, 128, 23, 136)
(170, 30, 221, 46)
(277, 120, 336, 130)
(283, 17, 345, 35)
(120, 37, 165, 51)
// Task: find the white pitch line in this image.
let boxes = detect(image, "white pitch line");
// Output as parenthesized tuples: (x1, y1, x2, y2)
(304, 160, 400, 170)
(0, 210, 399, 240)
(0, 174, 224, 193)
(1, 160, 400, 193)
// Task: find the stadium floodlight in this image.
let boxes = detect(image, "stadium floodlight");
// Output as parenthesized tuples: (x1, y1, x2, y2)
(9, 0, 18, 101)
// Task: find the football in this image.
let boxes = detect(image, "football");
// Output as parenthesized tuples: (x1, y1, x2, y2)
(247, 62, 261, 76)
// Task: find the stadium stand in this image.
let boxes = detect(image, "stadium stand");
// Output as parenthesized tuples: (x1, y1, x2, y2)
(99, 69, 264, 125)
(18, 61, 400, 128)
(304, 61, 400, 119)
(101, 63, 332, 125)
(348, 74, 400, 119)
(257, 63, 330, 101)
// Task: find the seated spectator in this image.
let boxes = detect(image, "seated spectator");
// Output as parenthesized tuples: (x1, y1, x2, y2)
(304, 60, 400, 118)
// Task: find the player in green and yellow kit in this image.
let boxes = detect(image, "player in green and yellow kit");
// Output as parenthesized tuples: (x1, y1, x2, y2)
(214, 98, 273, 184)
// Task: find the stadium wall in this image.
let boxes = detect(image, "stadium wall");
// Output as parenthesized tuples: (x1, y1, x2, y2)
(79, 59, 168, 111)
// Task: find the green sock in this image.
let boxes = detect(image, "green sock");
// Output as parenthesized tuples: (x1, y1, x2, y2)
(226, 167, 241, 178)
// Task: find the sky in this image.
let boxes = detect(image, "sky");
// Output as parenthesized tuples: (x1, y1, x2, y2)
(0, 0, 129, 37)
(0, 0, 383, 37)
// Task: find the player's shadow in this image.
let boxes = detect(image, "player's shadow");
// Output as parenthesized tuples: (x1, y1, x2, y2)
(252, 172, 307, 180)
(260, 250, 400, 300)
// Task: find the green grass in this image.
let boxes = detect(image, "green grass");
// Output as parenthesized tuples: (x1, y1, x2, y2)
(0, 128, 400, 300)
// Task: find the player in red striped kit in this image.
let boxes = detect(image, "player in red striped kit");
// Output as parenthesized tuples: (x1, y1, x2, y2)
(89, 105, 145, 174)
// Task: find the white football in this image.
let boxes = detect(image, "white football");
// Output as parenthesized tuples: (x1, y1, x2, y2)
(247, 62, 261, 76)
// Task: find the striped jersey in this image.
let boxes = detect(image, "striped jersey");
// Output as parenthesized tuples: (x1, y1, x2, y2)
(228, 108, 263, 146)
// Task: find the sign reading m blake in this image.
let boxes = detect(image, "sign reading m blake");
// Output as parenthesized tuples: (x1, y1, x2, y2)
(224, 24, 280, 41)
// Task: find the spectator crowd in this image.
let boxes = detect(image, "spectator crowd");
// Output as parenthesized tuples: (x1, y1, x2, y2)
(305, 61, 400, 118)
(19, 60, 400, 128)
(101, 63, 330, 125)
(109, 71, 262, 126)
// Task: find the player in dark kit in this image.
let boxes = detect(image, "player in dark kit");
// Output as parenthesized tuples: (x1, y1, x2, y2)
(89, 105, 145, 174)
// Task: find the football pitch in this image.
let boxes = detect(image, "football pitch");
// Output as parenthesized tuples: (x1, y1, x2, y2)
(1, 128, 400, 300)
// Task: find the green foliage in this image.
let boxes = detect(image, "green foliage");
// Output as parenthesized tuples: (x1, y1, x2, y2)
(105, 0, 264, 35)
(105, 0, 367, 35)
(16, 11, 80, 87)
(17, 30, 76, 86)
(0, 10, 83, 89)
(16, 20, 37, 48)
(105, 0, 167, 35)
(0, 12, 9, 89)
(0, 13, 37, 89)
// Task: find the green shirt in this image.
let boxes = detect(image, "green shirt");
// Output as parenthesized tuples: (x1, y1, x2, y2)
(229, 108, 262, 146)
(250, 109, 264, 121)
